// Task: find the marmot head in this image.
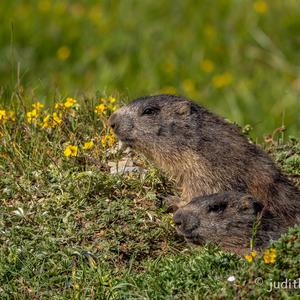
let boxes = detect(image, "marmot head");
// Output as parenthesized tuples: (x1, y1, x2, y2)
(173, 192, 279, 254)
(108, 94, 202, 155)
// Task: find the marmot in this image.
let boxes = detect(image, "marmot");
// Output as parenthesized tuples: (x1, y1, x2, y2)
(108, 94, 300, 248)
(173, 192, 283, 255)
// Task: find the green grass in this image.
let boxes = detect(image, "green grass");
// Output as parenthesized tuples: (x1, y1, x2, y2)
(1, 1, 300, 298)
(1, 0, 300, 137)
(0, 98, 299, 299)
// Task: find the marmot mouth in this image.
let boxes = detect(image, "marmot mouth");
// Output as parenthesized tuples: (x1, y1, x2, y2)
(184, 235, 205, 245)
(176, 228, 204, 245)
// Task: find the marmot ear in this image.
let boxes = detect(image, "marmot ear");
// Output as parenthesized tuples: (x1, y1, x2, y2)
(239, 195, 254, 210)
(239, 195, 264, 215)
(176, 101, 196, 115)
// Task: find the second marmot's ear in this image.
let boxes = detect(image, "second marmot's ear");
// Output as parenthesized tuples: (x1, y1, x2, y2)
(176, 101, 196, 115)
(239, 195, 254, 211)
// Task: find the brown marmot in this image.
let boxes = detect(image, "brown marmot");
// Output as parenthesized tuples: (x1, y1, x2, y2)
(108, 94, 300, 241)
(173, 192, 283, 255)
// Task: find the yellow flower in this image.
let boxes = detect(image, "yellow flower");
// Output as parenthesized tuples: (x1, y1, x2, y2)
(83, 141, 94, 150)
(52, 112, 62, 125)
(108, 96, 116, 104)
(263, 248, 276, 264)
(110, 105, 117, 112)
(160, 86, 177, 95)
(254, 1, 268, 14)
(64, 145, 78, 157)
(42, 115, 51, 128)
(55, 102, 64, 110)
(27, 109, 38, 124)
(244, 254, 253, 263)
(212, 72, 233, 88)
(101, 131, 116, 148)
(38, 0, 51, 12)
(244, 251, 257, 263)
(32, 102, 44, 110)
(64, 97, 77, 108)
(0, 110, 7, 122)
(201, 59, 215, 73)
(7, 111, 16, 121)
(57, 46, 71, 61)
(0, 110, 15, 123)
(182, 79, 196, 95)
(94, 97, 118, 115)
(42, 112, 62, 129)
(95, 103, 106, 114)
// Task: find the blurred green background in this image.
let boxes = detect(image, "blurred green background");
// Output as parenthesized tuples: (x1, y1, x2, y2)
(0, 0, 299, 137)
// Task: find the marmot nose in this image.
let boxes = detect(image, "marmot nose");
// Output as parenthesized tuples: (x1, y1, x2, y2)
(173, 209, 200, 234)
(108, 112, 119, 132)
(173, 210, 183, 227)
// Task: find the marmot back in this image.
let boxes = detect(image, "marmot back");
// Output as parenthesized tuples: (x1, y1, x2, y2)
(108, 94, 300, 227)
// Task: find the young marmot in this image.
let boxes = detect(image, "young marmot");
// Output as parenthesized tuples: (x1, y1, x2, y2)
(108, 94, 300, 235)
(173, 192, 283, 255)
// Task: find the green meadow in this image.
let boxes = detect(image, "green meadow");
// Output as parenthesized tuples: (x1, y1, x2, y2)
(1, 0, 300, 137)
(0, 0, 300, 299)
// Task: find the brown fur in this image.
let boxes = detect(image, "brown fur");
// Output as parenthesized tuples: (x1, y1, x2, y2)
(108, 94, 300, 245)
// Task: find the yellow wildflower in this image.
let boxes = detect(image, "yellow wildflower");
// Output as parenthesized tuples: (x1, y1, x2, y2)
(42, 112, 62, 128)
(64, 145, 78, 157)
(64, 97, 77, 108)
(88, 5, 102, 25)
(83, 141, 94, 150)
(57, 46, 71, 61)
(201, 59, 215, 73)
(0, 110, 7, 122)
(55, 102, 64, 110)
(42, 115, 51, 129)
(0, 110, 15, 123)
(244, 251, 257, 263)
(27, 109, 38, 124)
(263, 248, 276, 264)
(101, 131, 116, 148)
(95, 103, 106, 114)
(38, 0, 51, 12)
(7, 111, 16, 121)
(160, 86, 177, 95)
(212, 72, 233, 88)
(254, 1, 268, 14)
(109, 105, 117, 112)
(52, 112, 62, 125)
(108, 96, 116, 104)
(182, 79, 196, 95)
(94, 97, 118, 115)
(32, 102, 44, 110)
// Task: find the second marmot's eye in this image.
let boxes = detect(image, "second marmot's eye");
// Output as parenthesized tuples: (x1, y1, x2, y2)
(142, 107, 158, 115)
(208, 202, 227, 213)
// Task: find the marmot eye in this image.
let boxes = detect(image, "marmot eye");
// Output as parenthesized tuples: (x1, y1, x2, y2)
(208, 202, 228, 213)
(142, 107, 158, 116)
